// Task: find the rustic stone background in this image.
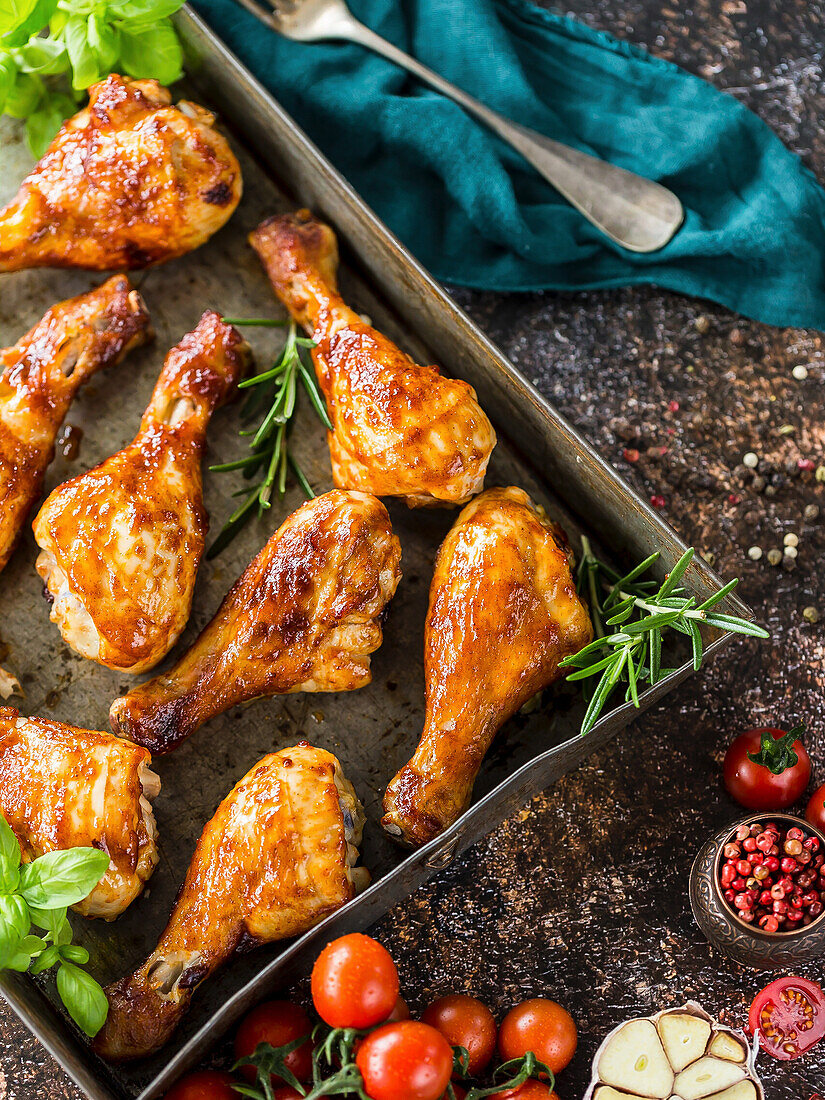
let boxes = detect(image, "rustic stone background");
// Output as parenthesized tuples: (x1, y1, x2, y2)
(1, 0, 824, 1096)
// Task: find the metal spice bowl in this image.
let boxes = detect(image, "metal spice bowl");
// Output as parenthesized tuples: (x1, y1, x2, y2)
(690, 812, 825, 969)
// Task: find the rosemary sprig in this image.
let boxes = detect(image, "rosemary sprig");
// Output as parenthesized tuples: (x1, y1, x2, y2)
(560, 537, 769, 736)
(208, 319, 332, 558)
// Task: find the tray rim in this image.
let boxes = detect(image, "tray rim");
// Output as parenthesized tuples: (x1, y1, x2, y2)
(0, 8, 756, 1098)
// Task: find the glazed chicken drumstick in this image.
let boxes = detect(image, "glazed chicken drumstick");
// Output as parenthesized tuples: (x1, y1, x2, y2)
(110, 489, 402, 753)
(0, 75, 241, 272)
(382, 487, 593, 847)
(94, 743, 368, 1061)
(33, 312, 249, 674)
(250, 211, 496, 506)
(0, 276, 151, 574)
(0, 708, 160, 919)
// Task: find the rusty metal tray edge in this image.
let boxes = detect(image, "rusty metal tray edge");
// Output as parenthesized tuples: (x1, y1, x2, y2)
(0, 9, 754, 1099)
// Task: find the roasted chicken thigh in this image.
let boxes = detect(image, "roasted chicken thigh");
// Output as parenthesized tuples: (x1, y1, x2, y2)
(110, 489, 402, 752)
(0, 75, 242, 272)
(0, 276, 151, 574)
(33, 312, 249, 673)
(94, 743, 368, 1061)
(250, 211, 496, 506)
(0, 708, 159, 919)
(382, 487, 593, 846)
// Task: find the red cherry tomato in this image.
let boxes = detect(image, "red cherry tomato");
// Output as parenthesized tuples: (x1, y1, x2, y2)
(164, 1071, 237, 1100)
(806, 783, 825, 833)
(386, 996, 411, 1022)
(234, 1000, 312, 1085)
(723, 726, 811, 810)
(271, 1091, 325, 1100)
(355, 1021, 453, 1100)
(488, 1085, 559, 1100)
(311, 934, 399, 1029)
(498, 999, 577, 1075)
(421, 994, 497, 1076)
(749, 975, 825, 1059)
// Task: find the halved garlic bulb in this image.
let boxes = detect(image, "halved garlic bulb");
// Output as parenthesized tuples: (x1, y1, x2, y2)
(585, 1003, 763, 1100)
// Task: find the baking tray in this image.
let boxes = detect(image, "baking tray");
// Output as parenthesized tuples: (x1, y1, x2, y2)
(0, 9, 755, 1099)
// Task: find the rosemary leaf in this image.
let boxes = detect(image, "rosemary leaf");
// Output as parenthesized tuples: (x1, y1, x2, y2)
(207, 320, 330, 555)
(561, 542, 769, 735)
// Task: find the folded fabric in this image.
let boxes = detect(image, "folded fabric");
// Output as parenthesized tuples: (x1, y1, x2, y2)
(194, 0, 825, 330)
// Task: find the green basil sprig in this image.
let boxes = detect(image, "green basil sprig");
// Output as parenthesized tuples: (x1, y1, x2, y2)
(0, 812, 110, 1036)
(0, 0, 187, 156)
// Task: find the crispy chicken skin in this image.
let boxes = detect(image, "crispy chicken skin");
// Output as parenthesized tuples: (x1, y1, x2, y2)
(33, 312, 249, 674)
(110, 489, 402, 753)
(0, 75, 242, 272)
(250, 211, 496, 507)
(382, 487, 593, 847)
(0, 276, 151, 573)
(0, 707, 160, 919)
(94, 743, 368, 1061)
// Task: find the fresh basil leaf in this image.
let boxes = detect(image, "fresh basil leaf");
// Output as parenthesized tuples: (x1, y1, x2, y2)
(59, 943, 88, 965)
(0, 0, 39, 36)
(29, 903, 64, 931)
(60, 12, 99, 88)
(56, 961, 108, 1037)
(1, 0, 57, 44)
(13, 33, 66, 73)
(0, 813, 21, 891)
(107, 0, 184, 22)
(30, 942, 59, 974)
(25, 94, 69, 155)
(87, 11, 117, 71)
(0, 894, 30, 968)
(4, 69, 41, 117)
(117, 19, 182, 85)
(5, 933, 47, 971)
(18, 847, 110, 909)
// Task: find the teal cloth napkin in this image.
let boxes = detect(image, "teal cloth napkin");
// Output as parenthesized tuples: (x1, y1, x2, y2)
(194, 0, 825, 330)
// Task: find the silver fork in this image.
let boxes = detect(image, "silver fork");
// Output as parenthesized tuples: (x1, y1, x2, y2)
(233, 0, 684, 252)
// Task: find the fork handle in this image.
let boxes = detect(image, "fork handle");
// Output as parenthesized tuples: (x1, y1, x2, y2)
(334, 16, 683, 253)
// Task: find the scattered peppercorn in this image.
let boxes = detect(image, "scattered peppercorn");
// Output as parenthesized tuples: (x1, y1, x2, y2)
(743, 452, 759, 469)
(803, 607, 820, 624)
(767, 549, 783, 566)
(784, 533, 799, 548)
(747, 546, 763, 562)
(804, 504, 820, 522)
(792, 365, 809, 381)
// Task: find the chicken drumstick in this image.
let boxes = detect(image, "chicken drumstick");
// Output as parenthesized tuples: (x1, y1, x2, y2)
(250, 211, 495, 507)
(382, 487, 593, 847)
(109, 489, 402, 752)
(94, 743, 368, 1061)
(33, 311, 249, 673)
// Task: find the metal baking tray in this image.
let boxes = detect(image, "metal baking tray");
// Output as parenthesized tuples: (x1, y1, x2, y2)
(0, 9, 754, 1099)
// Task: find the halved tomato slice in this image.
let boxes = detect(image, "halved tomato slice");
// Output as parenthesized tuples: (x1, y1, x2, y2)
(749, 976, 825, 1060)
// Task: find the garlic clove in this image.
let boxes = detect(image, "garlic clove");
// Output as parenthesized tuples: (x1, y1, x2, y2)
(674, 1057, 746, 1100)
(703, 1083, 757, 1100)
(707, 1032, 747, 1063)
(595, 1089, 657, 1100)
(597, 1019, 675, 1099)
(657, 1012, 712, 1072)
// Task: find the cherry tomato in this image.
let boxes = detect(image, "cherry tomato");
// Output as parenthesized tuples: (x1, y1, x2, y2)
(386, 996, 411, 1022)
(805, 783, 825, 833)
(421, 994, 497, 1076)
(749, 975, 825, 1059)
(234, 1000, 312, 1085)
(723, 726, 811, 810)
(488, 1085, 559, 1100)
(271, 1091, 325, 1100)
(311, 934, 399, 1029)
(164, 1071, 237, 1100)
(498, 999, 577, 1075)
(356, 1021, 453, 1100)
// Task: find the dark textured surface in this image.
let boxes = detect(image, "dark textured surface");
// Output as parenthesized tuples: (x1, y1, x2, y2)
(2, 0, 825, 1097)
